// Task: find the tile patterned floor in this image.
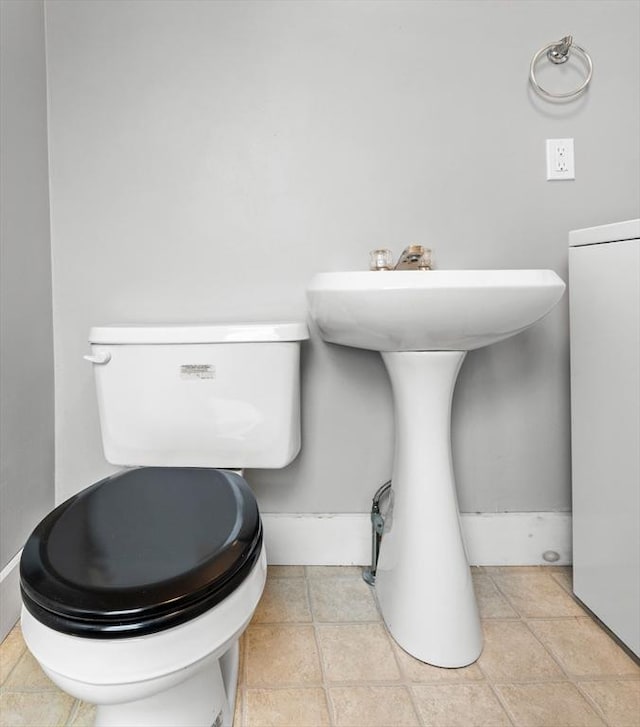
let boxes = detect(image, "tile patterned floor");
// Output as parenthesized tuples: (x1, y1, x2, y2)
(1, 566, 639, 726)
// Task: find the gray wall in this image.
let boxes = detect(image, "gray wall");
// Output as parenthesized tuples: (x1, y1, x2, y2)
(45, 1, 640, 513)
(0, 0, 54, 570)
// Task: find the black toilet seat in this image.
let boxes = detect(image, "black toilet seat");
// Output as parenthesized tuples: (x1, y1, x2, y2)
(20, 467, 262, 639)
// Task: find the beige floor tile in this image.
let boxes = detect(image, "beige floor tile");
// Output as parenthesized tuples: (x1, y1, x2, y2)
(528, 618, 640, 677)
(245, 625, 322, 687)
(478, 620, 564, 682)
(68, 700, 97, 726)
(412, 683, 511, 726)
(316, 623, 400, 683)
(306, 566, 363, 578)
(1, 564, 627, 727)
(2, 650, 58, 691)
(495, 682, 605, 726)
(0, 624, 26, 685)
(578, 679, 640, 727)
(0, 691, 75, 727)
(483, 566, 545, 576)
(545, 565, 573, 572)
(330, 685, 419, 726)
(472, 573, 518, 619)
(252, 578, 312, 623)
(490, 570, 585, 618)
(392, 641, 484, 683)
(245, 687, 330, 726)
(267, 565, 305, 578)
(238, 632, 246, 685)
(484, 566, 569, 574)
(233, 688, 244, 727)
(549, 566, 573, 593)
(309, 576, 379, 622)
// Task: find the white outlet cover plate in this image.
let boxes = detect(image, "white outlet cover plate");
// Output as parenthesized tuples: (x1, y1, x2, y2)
(546, 138, 575, 180)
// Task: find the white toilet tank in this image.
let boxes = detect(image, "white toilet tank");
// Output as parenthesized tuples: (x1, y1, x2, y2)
(86, 322, 309, 469)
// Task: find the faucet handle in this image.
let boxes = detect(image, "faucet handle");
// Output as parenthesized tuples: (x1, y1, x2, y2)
(369, 248, 394, 271)
(417, 246, 432, 270)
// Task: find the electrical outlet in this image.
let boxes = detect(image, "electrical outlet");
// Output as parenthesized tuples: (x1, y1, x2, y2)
(546, 138, 575, 180)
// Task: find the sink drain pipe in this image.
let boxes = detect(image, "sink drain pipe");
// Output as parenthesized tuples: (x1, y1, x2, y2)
(362, 480, 392, 586)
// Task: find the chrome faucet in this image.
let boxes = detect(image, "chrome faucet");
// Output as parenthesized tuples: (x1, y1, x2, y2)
(394, 245, 431, 270)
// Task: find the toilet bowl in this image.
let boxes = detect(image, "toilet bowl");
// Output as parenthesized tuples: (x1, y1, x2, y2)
(20, 322, 308, 727)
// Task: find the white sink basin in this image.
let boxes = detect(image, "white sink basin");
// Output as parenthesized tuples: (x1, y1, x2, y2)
(306, 267, 566, 668)
(307, 270, 566, 351)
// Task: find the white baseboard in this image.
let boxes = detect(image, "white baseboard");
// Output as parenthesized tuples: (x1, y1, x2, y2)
(0, 551, 22, 641)
(262, 512, 572, 566)
(461, 512, 572, 566)
(263, 514, 372, 566)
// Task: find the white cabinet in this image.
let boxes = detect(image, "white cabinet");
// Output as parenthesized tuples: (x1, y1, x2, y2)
(569, 219, 640, 657)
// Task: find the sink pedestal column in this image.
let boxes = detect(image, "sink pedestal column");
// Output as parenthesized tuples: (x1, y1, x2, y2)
(375, 351, 482, 668)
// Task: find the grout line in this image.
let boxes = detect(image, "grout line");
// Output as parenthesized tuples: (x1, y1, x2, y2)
(572, 681, 615, 727)
(482, 674, 640, 685)
(482, 568, 526, 618)
(64, 698, 81, 727)
(237, 634, 246, 727)
(568, 673, 640, 682)
(472, 641, 519, 727)
(0, 686, 64, 694)
(0, 636, 27, 689)
(371, 583, 426, 727)
(548, 569, 573, 594)
(520, 618, 578, 681)
(391, 660, 427, 726)
(483, 683, 518, 727)
(0, 660, 22, 690)
(522, 613, 589, 625)
(305, 570, 336, 727)
(239, 680, 433, 690)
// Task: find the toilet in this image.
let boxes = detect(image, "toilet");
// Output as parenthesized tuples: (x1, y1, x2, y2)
(19, 321, 308, 727)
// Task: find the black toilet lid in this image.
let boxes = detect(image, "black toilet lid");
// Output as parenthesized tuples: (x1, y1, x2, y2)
(20, 468, 262, 638)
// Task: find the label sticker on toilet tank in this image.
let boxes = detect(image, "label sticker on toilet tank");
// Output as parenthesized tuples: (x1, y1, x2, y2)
(180, 364, 216, 380)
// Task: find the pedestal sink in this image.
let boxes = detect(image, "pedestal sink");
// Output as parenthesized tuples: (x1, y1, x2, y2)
(307, 270, 565, 667)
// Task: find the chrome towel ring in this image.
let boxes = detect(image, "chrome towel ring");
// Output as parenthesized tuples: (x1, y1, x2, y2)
(530, 36, 593, 100)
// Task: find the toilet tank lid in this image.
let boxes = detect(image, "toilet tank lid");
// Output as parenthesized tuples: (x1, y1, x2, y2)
(89, 321, 309, 344)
